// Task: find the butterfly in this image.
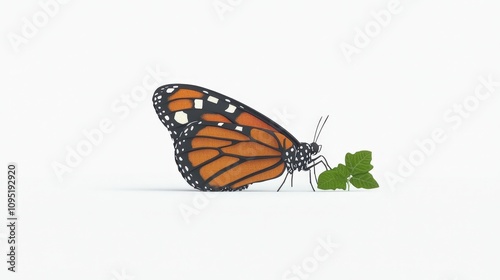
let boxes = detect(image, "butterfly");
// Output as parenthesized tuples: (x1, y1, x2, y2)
(152, 84, 331, 191)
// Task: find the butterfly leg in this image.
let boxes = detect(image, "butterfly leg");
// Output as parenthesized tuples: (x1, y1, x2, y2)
(306, 161, 325, 191)
(313, 165, 318, 184)
(311, 155, 332, 170)
(306, 156, 332, 191)
(277, 172, 290, 192)
(308, 169, 316, 192)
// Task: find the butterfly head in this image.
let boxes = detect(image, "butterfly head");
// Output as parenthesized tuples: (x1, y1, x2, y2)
(311, 142, 322, 155)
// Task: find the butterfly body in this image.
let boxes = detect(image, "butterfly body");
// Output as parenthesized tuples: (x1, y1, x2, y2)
(153, 84, 327, 191)
(284, 143, 320, 173)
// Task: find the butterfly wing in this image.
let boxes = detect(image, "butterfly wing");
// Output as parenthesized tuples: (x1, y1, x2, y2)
(153, 84, 298, 191)
(174, 121, 288, 191)
(153, 84, 300, 145)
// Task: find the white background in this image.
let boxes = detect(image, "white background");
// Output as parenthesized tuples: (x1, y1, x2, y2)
(1, 0, 500, 279)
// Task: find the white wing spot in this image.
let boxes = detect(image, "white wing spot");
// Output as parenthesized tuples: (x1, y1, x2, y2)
(218, 123, 224, 126)
(166, 88, 175, 93)
(174, 111, 188, 124)
(208, 96, 219, 104)
(235, 126, 243, 131)
(225, 104, 236, 113)
(194, 99, 203, 109)
(164, 115, 170, 121)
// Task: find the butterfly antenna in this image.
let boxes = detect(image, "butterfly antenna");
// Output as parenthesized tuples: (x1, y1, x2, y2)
(315, 115, 329, 142)
(313, 116, 323, 143)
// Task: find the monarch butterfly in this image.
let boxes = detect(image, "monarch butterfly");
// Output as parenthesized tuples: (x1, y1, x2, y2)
(152, 84, 331, 191)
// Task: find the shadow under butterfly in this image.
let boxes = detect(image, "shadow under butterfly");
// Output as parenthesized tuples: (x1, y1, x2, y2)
(152, 84, 331, 191)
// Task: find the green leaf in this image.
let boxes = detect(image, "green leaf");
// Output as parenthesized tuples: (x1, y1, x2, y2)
(317, 164, 349, 190)
(317, 150, 380, 191)
(349, 173, 379, 189)
(335, 163, 350, 178)
(345, 150, 373, 175)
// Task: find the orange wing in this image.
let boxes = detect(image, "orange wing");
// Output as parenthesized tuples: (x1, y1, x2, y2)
(175, 122, 289, 191)
(153, 84, 300, 146)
